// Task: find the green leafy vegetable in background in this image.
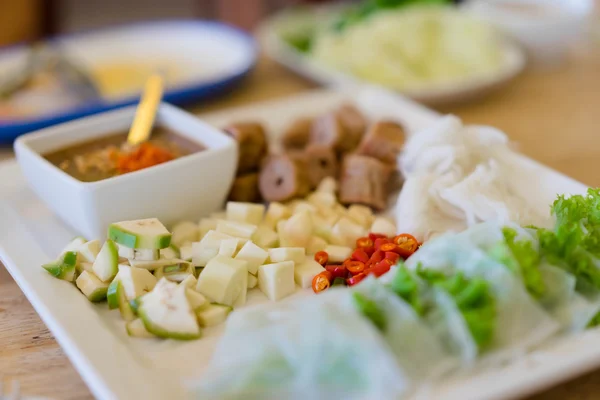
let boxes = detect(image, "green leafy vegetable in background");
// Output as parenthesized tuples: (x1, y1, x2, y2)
(333, 0, 451, 31)
(353, 292, 387, 331)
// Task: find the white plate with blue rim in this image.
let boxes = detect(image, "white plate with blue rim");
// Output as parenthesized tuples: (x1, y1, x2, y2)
(0, 20, 257, 144)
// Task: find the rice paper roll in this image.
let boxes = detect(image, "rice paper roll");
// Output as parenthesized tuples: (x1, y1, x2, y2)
(193, 289, 408, 400)
(384, 266, 482, 366)
(405, 227, 559, 359)
(351, 277, 456, 382)
(465, 222, 600, 333)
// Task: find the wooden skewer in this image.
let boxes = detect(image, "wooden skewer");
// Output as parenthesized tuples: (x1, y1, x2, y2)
(127, 73, 164, 146)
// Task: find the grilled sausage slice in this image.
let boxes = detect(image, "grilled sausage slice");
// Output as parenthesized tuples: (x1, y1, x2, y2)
(357, 121, 405, 165)
(259, 154, 310, 202)
(304, 144, 338, 189)
(310, 104, 367, 155)
(228, 173, 261, 203)
(336, 104, 367, 150)
(339, 154, 391, 211)
(282, 117, 313, 150)
(223, 122, 268, 174)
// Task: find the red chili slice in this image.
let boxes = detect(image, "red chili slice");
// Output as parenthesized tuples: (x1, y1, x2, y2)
(363, 246, 376, 256)
(346, 260, 366, 275)
(379, 242, 398, 253)
(312, 271, 332, 293)
(368, 233, 387, 241)
(351, 249, 369, 264)
(314, 251, 329, 266)
(369, 250, 384, 265)
(393, 234, 419, 258)
(346, 272, 367, 286)
(385, 252, 400, 265)
(325, 264, 347, 280)
(374, 238, 391, 251)
(356, 237, 374, 249)
(369, 261, 391, 277)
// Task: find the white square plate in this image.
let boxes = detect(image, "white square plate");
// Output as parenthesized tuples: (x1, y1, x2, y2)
(0, 88, 595, 400)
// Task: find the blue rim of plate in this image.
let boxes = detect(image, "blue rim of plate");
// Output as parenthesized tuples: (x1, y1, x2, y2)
(0, 19, 258, 144)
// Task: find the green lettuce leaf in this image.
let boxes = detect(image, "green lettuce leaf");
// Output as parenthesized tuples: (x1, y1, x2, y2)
(417, 268, 496, 349)
(352, 292, 387, 331)
(387, 264, 425, 315)
(488, 227, 545, 298)
(536, 189, 600, 289)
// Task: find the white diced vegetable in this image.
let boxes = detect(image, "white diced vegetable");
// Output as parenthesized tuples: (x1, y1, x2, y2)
(108, 218, 171, 249)
(198, 218, 218, 240)
(180, 244, 193, 261)
(226, 202, 265, 225)
(324, 245, 353, 263)
(60, 237, 86, 256)
(77, 239, 101, 263)
(218, 238, 239, 258)
(316, 176, 337, 194)
(233, 272, 248, 308)
(263, 202, 291, 229)
(247, 273, 258, 289)
(42, 251, 78, 282)
(370, 217, 397, 238)
(92, 240, 119, 282)
(306, 236, 328, 255)
(330, 217, 366, 247)
(111, 265, 157, 301)
(291, 201, 318, 214)
(192, 247, 218, 267)
(216, 220, 257, 239)
(307, 192, 337, 210)
(160, 244, 180, 260)
(196, 303, 232, 328)
(77, 261, 94, 274)
(347, 205, 374, 228)
(186, 289, 207, 312)
(279, 211, 313, 248)
(117, 243, 160, 261)
(191, 230, 235, 266)
(257, 261, 296, 301)
(268, 247, 305, 264)
(138, 279, 201, 340)
(154, 261, 194, 283)
(196, 255, 248, 307)
(75, 271, 109, 302)
(128, 256, 182, 271)
(115, 280, 136, 322)
(251, 225, 279, 249)
(171, 221, 200, 246)
(235, 241, 268, 275)
(126, 318, 155, 338)
(294, 259, 326, 289)
(180, 274, 198, 290)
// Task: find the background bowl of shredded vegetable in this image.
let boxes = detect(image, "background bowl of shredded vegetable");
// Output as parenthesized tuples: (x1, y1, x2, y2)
(258, 0, 526, 105)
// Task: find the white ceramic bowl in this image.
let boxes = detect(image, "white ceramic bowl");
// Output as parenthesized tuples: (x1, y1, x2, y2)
(14, 103, 237, 239)
(464, 0, 594, 65)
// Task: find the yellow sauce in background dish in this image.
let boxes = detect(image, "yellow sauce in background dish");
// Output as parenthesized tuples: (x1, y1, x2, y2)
(90, 63, 181, 99)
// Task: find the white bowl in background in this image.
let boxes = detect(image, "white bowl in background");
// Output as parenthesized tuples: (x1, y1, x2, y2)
(464, 0, 594, 65)
(14, 103, 237, 239)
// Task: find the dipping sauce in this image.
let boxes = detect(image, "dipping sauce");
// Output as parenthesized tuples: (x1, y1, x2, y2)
(44, 127, 204, 182)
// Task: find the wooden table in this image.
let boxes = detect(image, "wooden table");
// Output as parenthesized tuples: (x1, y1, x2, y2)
(2, 50, 600, 399)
